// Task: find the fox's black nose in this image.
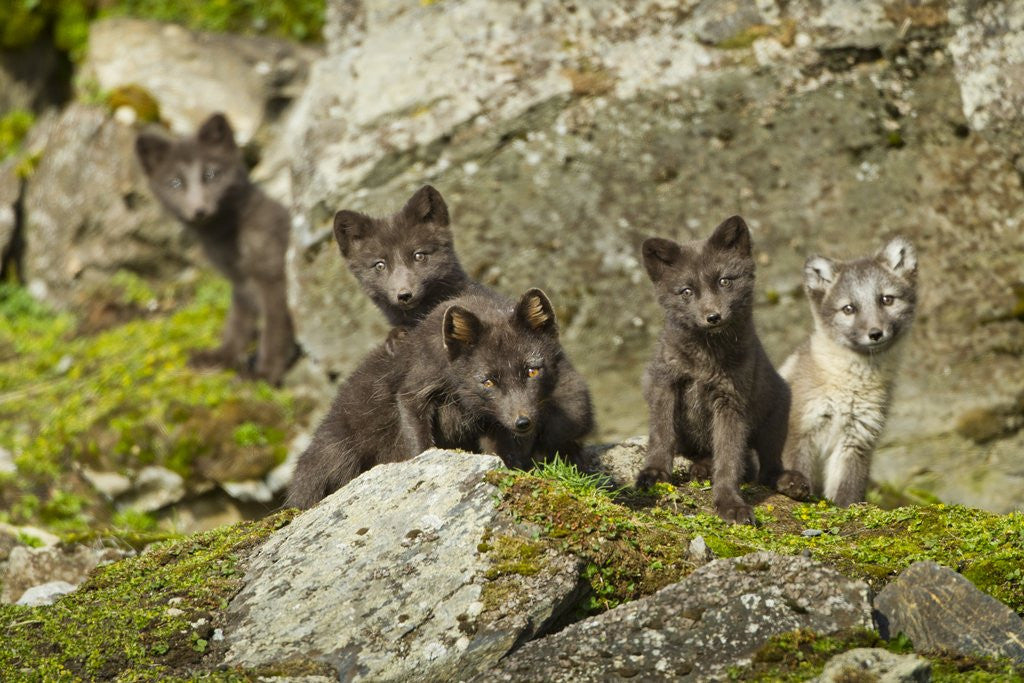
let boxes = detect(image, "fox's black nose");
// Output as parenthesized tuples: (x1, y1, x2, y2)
(868, 328, 884, 342)
(193, 208, 208, 221)
(514, 416, 533, 433)
(706, 313, 722, 325)
(396, 291, 412, 303)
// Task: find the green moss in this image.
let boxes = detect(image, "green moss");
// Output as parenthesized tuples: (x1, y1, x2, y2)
(0, 510, 296, 681)
(0, 273, 306, 534)
(492, 470, 1024, 617)
(106, 84, 162, 124)
(715, 20, 797, 50)
(102, 0, 326, 42)
(0, 110, 35, 162)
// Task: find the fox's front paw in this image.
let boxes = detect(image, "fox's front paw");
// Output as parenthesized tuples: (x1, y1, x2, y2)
(716, 500, 756, 526)
(635, 466, 671, 489)
(776, 470, 811, 501)
(688, 459, 713, 482)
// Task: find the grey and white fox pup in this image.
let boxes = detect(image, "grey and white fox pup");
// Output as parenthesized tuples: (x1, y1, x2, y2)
(136, 113, 297, 385)
(779, 237, 918, 506)
(635, 216, 797, 525)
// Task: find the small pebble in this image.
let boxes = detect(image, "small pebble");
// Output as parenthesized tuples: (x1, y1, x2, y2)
(802, 528, 824, 537)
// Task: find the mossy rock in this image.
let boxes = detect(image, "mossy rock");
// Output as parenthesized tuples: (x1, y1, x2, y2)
(106, 85, 162, 124)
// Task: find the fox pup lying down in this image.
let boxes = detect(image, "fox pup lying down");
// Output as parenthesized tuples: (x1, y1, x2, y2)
(286, 288, 593, 508)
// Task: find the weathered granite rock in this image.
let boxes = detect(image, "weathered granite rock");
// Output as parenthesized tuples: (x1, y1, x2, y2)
(815, 647, 931, 683)
(80, 18, 316, 145)
(874, 561, 1024, 664)
(224, 450, 581, 680)
(15, 580, 77, 607)
(285, 0, 1024, 512)
(20, 104, 197, 305)
(482, 552, 873, 681)
(1, 545, 131, 604)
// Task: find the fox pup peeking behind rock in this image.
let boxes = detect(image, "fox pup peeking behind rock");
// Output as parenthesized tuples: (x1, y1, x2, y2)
(779, 237, 918, 506)
(332, 185, 475, 328)
(636, 216, 800, 525)
(136, 113, 297, 385)
(286, 288, 593, 508)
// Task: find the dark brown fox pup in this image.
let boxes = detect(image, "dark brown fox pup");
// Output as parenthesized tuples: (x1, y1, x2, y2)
(136, 113, 297, 385)
(333, 185, 474, 328)
(635, 216, 799, 525)
(396, 288, 594, 469)
(286, 288, 594, 508)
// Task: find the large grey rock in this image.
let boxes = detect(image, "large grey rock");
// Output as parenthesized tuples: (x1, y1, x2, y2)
(286, 0, 1024, 512)
(224, 450, 581, 681)
(815, 648, 931, 683)
(874, 561, 1024, 664)
(482, 552, 873, 681)
(80, 18, 316, 145)
(1, 544, 131, 604)
(20, 103, 197, 305)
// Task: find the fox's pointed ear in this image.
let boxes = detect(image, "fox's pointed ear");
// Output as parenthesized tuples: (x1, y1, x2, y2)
(515, 288, 558, 335)
(197, 113, 236, 149)
(402, 185, 450, 228)
(135, 133, 171, 175)
(443, 305, 483, 361)
(804, 255, 837, 294)
(642, 237, 683, 283)
(877, 237, 917, 280)
(333, 210, 373, 257)
(707, 215, 752, 255)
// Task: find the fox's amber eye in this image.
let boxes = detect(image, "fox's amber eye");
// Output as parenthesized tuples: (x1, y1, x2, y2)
(168, 176, 184, 190)
(880, 295, 894, 306)
(841, 304, 856, 315)
(679, 287, 694, 298)
(527, 366, 542, 379)
(202, 167, 219, 182)
(718, 277, 732, 288)
(373, 261, 386, 272)
(481, 378, 496, 388)
(413, 251, 426, 262)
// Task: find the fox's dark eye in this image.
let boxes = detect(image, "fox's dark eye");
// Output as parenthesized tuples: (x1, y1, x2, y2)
(678, 287, 694, 298)
(481, 377, 496, 389)
(413, 251, 426, 262)
(526, 366, 542, 379)
(373, 261, 386, 272)
(202, 167, 219, 182)
(168, 177, 184, 190)
(718, 277, 733, 288)
(880, 295, 895, 306)
(841, 304, 856, 315)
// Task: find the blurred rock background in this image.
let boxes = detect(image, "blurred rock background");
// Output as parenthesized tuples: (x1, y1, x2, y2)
(1, 0, 1022, 541)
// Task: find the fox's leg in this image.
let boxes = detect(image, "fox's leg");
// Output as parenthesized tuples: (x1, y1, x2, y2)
(823, 441, 873, 506)
(636, 380, 678, 488)
(710, 400, 756, 525)
(190, 285, 258, 370)
(252, 276, 297, 385)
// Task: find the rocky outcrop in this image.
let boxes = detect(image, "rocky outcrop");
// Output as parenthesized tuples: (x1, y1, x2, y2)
(281, 0, 1024, 511)
(224, 449, 581, 680)
(80, 18, 316, 147)
(20, 103, 196, 305)
(874, 561, 1024, 664)
(483, 552, 873, 681)
(1, 544, 131, 604)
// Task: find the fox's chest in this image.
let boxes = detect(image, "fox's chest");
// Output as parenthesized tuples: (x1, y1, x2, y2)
(798, 368, 889, 456)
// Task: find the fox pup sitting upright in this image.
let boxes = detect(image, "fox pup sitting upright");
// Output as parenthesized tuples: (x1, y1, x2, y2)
(635, 216, 798, 525)
(136, 113, 297, 385)
(780, 237, 918, 506)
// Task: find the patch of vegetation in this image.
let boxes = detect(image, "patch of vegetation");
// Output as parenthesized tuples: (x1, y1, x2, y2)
(106, 84, 162, 124)
(0, 272, 308, 534)
(0, 510, 296, 681)
(0, 110, 35, 162)
(715, 20, 797, 50)
(1, 0, 324, 65)
(490, 469, 1024, 617)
